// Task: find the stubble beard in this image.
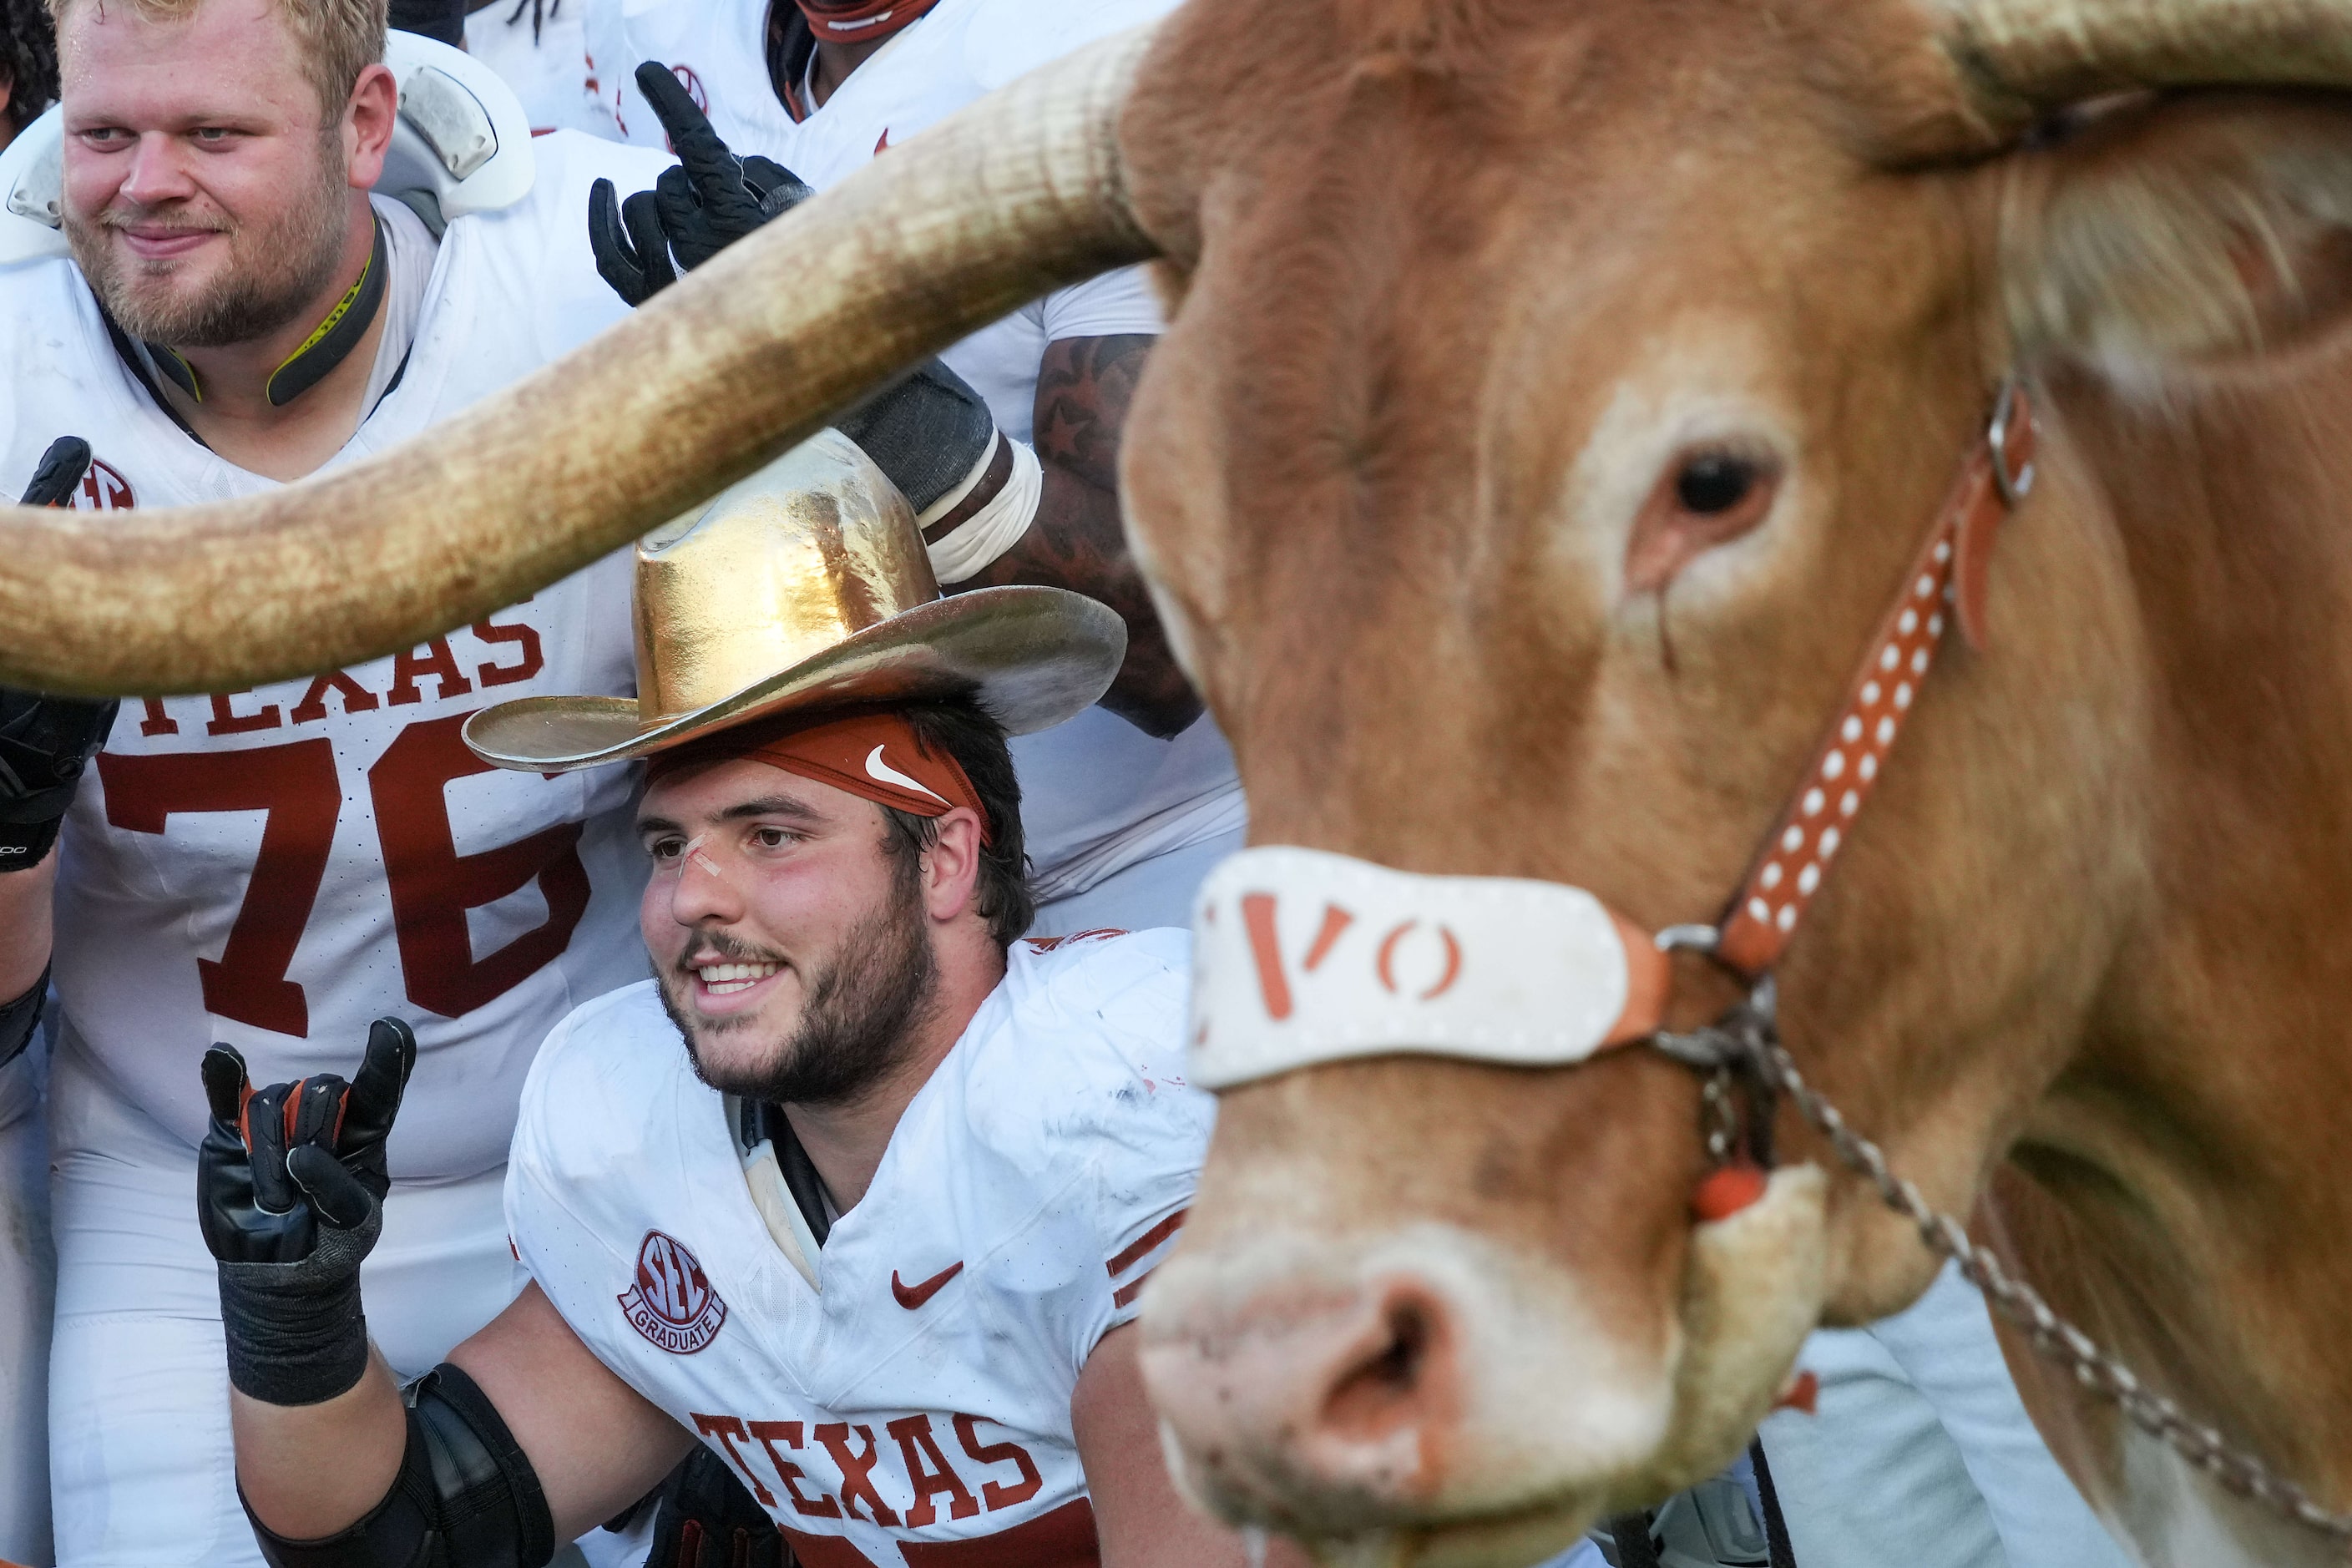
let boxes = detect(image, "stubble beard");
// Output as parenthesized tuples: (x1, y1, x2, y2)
(66, 131, 355, 349)
(658, 855, 941, 1110)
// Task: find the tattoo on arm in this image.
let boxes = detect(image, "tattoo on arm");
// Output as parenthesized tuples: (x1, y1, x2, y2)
(957, 334, 1204, 739)
(1033, 332, 1145, 493)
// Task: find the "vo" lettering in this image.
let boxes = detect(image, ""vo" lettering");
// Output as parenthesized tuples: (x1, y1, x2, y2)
(1240, 894, 1464, 1022)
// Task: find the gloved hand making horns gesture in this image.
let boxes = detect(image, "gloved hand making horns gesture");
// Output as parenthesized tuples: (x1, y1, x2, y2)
(198, 1019, 417, 1406)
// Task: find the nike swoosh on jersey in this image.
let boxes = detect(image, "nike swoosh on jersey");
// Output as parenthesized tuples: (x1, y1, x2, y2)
(891, 1260, 964, 1310)
(866, 745, 949, 805)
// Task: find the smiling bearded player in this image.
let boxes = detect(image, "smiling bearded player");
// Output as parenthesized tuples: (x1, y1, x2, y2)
(204, 436, 1316, 1568)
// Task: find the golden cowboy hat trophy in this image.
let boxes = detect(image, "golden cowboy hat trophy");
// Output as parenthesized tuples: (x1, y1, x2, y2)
(463, 430, 1125, 771)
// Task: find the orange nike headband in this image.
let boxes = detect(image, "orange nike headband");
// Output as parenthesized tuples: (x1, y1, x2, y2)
(645, 710, 991, 842)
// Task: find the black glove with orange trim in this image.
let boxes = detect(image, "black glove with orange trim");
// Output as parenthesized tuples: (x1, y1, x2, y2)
(198, 1019, 416, 1405)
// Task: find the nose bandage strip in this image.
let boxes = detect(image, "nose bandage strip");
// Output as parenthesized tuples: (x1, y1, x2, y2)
(680, 833, 733, 886)
(1188, 847, 1670, 1091)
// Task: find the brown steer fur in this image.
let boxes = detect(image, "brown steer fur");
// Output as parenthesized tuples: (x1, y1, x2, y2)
(1113, 2, 2352, 1561)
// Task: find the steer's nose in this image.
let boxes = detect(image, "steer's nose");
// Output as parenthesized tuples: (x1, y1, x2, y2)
(1141, 1271, 1466, 1524)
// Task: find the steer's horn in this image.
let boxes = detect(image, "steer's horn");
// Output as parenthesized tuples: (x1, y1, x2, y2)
(1938, 0, 2352, 134)
(0, 27, 1158, 696)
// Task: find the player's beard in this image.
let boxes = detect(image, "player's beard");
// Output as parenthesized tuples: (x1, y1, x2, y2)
(66, 130, 354, 349)
(660, 853, 940, 1109)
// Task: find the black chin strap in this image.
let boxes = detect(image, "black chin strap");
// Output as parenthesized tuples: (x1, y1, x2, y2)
(145, 216, 389, 408)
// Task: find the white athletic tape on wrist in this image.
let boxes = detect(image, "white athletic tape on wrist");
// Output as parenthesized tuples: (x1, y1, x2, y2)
(915, 432, 1002, 530)
(1187, 846, 1670, 1091)
(927, 438, 1042, 585)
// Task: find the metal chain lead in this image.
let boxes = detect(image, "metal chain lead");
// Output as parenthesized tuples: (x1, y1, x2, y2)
(1768, 1039, 2352, 1550)
(1661, 1007, 2352, 1552)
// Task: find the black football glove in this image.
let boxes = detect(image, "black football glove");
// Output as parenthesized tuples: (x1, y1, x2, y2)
(198, 1019, 417, 1405)
(643, 1445, 785, 1568)
(584, 67, 998, 515)
(589, 61, 814, 306)
(1, 438, 119, 874)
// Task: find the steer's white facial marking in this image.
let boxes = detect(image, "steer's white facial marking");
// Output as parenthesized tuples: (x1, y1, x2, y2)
(1557, 316, 1802, 616)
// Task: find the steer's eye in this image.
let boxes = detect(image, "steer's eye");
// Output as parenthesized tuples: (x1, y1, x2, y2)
(1674, 453, 1760, 515)
(1623, 442, 1785, 594)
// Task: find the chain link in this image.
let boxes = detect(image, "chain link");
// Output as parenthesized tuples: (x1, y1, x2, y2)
(1662, 1009, 2352, 1553)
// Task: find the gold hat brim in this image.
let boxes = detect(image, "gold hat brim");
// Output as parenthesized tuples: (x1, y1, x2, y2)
(462, 585, 1126, 772)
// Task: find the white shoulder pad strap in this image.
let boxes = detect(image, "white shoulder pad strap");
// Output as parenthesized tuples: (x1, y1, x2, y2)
(741, 1140, 822, 1293)
(0, 32, 534, 265)
(1188, 846, 1671, 1091)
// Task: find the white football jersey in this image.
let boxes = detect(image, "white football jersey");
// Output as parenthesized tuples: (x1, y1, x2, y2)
(463, 2, 609, 139)
(579, 0, 1245, 902)
(0, 133, 678, 1181)
(510, 929, 1210, 1565)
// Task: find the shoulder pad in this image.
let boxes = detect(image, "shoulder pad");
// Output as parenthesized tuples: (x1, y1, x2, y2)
(0, 30, 536, 265)
(382, 30, 536, 235)
(0, 107, 64, 266)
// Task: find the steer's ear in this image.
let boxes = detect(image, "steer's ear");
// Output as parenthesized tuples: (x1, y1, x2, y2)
(1999, 93, 2352, 377)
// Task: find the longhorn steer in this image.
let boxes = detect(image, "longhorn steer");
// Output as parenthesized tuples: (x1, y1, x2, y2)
(6, 2, 2352, 1565)
(1115, 6, 2352, 1566)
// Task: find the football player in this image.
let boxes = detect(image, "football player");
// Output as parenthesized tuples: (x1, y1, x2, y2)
(0, 1, 674, 1560)
(206, 443, 1310, 1568)
(581, 0, 1247, 941)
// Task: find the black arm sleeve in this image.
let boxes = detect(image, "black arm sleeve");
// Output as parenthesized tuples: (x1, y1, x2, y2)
(240, 1363, 555, 1568)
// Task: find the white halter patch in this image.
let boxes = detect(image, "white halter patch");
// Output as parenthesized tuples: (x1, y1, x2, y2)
(1188, 847, 1670, 1091)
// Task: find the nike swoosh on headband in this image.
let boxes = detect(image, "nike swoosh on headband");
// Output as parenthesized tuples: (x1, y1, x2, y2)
(866, 745, 949, 805)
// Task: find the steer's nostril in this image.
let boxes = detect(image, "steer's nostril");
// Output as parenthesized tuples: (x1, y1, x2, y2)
(1318, 1282, 1453, 1443)
(1143, 1272, 1481, 1515)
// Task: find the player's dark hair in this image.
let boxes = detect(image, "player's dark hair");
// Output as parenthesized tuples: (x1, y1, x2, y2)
(1, 0, 58, 135)
(385, 0, 464, 47)
(881, 696, 1033, 948)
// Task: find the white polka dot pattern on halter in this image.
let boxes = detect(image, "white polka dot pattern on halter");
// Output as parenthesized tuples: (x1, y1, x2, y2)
(1719, 497, 1973, 972)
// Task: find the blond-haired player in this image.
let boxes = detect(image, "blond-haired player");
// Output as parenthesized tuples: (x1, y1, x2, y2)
(0, 0, 670, 1560)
